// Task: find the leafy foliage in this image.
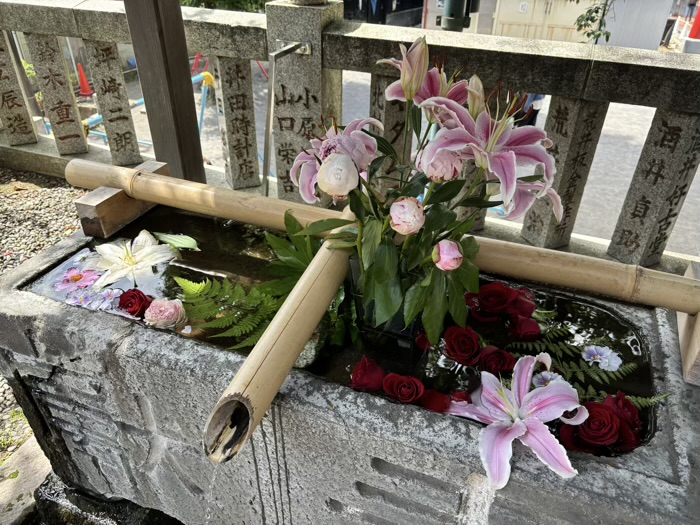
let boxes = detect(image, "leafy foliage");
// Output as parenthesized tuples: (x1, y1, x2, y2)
(568, 0, 617, 44)
(625, 394, 671, 410)
(175, 276, 283, 349)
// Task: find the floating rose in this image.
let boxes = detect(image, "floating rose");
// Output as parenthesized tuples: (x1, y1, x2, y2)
(351, 356, 386, 391)
(383, 374, 424, 403)
(118, 289, 153, 319)
(478, 346, 516, 375)
(144, 299, 187, 329)
(444, 325, 481, 366)
(420, 390, 451, 413)
(510, 314, 541, 342)
(55, 267, 101, 293)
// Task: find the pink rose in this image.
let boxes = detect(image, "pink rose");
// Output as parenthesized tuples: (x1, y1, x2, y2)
(432, 240, 463, 272)
(416, 145, 463, 182)
(144, 299, 187, 329)
(390, 197, 425, 236)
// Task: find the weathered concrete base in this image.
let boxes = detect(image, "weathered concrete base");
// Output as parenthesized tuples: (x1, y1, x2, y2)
(35, 473, 182, 525)
(0, 233, 698, 525)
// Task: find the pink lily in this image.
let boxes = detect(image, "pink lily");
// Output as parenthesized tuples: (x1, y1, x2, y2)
(385, 66, 469, 117)
(290, 118, 382, 204)
(377, 36, 429, 101)
(418, 97, 558, 215)
(447, 353, 589, 489)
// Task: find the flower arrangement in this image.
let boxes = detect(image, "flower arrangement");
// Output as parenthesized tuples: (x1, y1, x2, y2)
(290, 36, 562, 344)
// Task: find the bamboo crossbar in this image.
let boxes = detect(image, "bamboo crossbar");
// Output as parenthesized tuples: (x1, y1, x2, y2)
(65, 159, 700, 315)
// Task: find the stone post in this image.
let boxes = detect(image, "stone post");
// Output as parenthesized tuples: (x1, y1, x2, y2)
(266, 0, 343, 203)
(84, 40, 141, 166)
(522, 97, 608, 248)
(0, 32, 37, 145)
(24, 34, 87, 154)
(608, 109, 700, 266)
(368, 73, 406, 196)
(212, 56, 260, 189)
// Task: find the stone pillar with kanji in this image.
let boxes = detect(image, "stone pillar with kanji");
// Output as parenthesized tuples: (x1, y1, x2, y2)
(608, 110, 700, 266)
(84, 40, 142, 166)
(266, 0, 343, 203)
(213, 57, 260, 189)
(522, 97, 608, 248)
(24, 34, 88, 155)
(0, 32, 37, 145)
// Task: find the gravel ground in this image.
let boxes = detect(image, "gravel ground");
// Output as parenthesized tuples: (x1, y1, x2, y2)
(0, 167, 85, 464)
(0, 168, 85, 274)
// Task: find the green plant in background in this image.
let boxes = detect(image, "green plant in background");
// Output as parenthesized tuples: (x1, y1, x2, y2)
(180, 0, 266, 12)
(22, 60, 36, 85)
(569, 0, 618, 44)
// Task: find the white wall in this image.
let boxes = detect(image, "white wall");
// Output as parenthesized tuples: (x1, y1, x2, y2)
(602, 0, 675, 50)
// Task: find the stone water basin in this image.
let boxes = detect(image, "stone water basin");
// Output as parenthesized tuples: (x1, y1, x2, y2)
(0, 206, 697, 525)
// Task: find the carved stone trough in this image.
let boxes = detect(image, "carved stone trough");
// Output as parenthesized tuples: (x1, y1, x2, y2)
(0, 226, 699, 525)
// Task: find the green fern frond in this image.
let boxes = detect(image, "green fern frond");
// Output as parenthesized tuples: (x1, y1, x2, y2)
(174, 276, 209, 296)
(626, 394, 670, 409)
(229, 320, 271, 350)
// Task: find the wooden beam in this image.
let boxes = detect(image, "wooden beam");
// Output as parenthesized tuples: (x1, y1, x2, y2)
(678, 262, 700, 385)
(74, 161, 169, 238)
(122, 0, 205, 183)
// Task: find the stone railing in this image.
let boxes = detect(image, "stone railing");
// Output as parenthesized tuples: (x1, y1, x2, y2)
(1, 0, 700, 268)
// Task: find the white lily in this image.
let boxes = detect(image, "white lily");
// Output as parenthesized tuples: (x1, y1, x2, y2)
(91, 230, 177, 290)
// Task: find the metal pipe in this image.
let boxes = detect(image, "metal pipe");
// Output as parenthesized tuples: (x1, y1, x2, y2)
(262, 42, 305, 197)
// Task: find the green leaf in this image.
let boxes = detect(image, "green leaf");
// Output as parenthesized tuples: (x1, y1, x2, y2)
(153, 232, 200, 251)
(403, 279, 429, 327)
(284, 211, 311, 263)
(455, 198, 504, 209)
(422, 271, 448, 344)
(374, 238, 399, 283)
(459, 236, 480, 261)
(448, 275, 467, 327)
(373, 274, 403, 326)
(453, 260, 480, 293)
(327, 240, 358, 250)
(264, 232, 308, 270)
(295, 218, 356, 237)
(361, 219, 382, 270)
(349, 189, 367, 222)
(425, 180, 467, 205)
(424, 204, 457, 233)
(174, 276, 208, 296)
(362, 129, 397, 159)
(447, 218, 476, 240)
(255, 276, 300, 297)
(399, 173, 429, 198)
(369, 156, 387, 178)
(411, 104, 422, 140)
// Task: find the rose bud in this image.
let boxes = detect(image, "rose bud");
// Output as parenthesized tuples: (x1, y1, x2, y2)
(510, 314, 541, 342)
(443, 325, 481, 367)
(144, 298, 187, 329)
(118, 289, 153, 319)
(419, 389, 451, 413)
(432, 239, 463, 272)
(390, 197, 425, 236)
(316, 153, 359, 202)
(383, 374, 425, 403)
(478, 346, 516, 375)
(351, 356, 386, 392)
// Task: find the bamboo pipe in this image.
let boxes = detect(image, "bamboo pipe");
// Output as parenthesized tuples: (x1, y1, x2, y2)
(202, 208, 355, 462)
(64, 159, 338, 231)
(64, 159, 700, 315)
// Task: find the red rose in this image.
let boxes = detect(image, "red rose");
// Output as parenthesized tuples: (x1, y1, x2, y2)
(451, 391, 472, 403)
(478, 346, 516, 375)
(415, 332, 433, 352)
(444, 326, 481, 366)
(351, 356, 385, 391)
(510, 315, 541, 342)
(476, 283, 519, 313)
(604, 391, 642, 434)
(383, 374, 425, 403)
(420, 389, 451, 412)
(119, 289, 153, 318)
(560, 400, 641, 455)
(465, 293, 500, 322)
(507, 288, 537, 318)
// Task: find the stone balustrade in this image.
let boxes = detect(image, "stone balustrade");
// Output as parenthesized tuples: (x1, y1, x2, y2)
(1, 0, 700, 267)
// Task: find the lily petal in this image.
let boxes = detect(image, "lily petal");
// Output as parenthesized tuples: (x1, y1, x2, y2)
(506, 126, 547, 147)
(479, 420, 527, 490)
(94, 242, 128, 265)
(132, 230, 159, 251)
(547, 188, 563, 223)
(479, 372, 517, 421)
(519, 418, 577, 479)
(560, 405, 589, 425)
(512, 353, 552, 407)
(508, 144, 556, 186)
(385, 79, 407, 102)
(298, 161, 320, 204)
(418, 96, 477, 134)
(91, 265, 133, 290)
(520, 380, 583, 423)
(446, 400, 499, 424)
(487, 151, 518, 205)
